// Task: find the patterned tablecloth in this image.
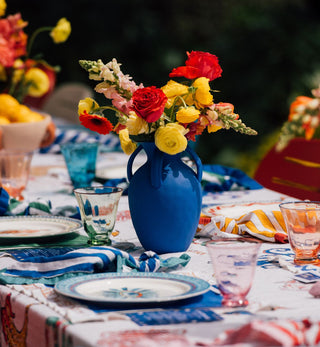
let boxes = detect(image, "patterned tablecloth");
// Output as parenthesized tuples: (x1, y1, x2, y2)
(1, 152, 319, 347)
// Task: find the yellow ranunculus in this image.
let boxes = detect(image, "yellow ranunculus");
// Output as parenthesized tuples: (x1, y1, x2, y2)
(161, 80, 188, 108)
(207, 124, 223, 133)
(50, 18, 71, 44)
(0, 0, 6, 17)
(126, 111, 149, 135)
(25, 68, 50, 97)
(11, 59, 24, 84)
(155, 123, 188, 155)
(78, 97, 100, 116)
(193, 77, 213, 108)
(176, 106, 200, 123)
(119, 128, 137, 155)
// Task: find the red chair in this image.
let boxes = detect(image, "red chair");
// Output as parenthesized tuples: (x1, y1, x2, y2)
(253, 138, 320, 200)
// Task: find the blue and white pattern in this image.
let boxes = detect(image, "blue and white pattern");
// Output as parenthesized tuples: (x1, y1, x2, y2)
(0, 246, 190, 285)
(39, 128, 121, 154)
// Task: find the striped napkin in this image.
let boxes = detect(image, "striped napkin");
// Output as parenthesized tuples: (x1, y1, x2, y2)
(199, 209, 288, 243)
(0, 246, 190, 285)
(214, 319, 320, 346)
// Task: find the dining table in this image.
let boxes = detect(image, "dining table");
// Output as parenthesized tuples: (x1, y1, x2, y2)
(1, 128, 320, 347)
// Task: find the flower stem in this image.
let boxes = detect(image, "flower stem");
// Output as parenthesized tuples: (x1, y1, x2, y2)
(27, 27, 53, 57)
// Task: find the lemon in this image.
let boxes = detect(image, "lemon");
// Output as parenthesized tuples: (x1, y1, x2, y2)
(0, 116, 10, 125)
(12, 105, 43, 123)
(0, 94, 20, 120)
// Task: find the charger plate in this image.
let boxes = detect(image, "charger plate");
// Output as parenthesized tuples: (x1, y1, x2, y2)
(0, 216, 82, 239)
(55, 272, 210, 304)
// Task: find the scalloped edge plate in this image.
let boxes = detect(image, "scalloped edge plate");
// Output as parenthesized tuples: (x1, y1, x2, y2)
(0, 216, 82, 239)
(55, 272, 210, 304)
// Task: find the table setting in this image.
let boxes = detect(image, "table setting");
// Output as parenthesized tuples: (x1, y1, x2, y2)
(1, 25, 320, 346)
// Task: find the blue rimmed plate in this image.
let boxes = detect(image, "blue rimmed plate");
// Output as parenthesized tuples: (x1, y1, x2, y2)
(55, 272, 210, 304)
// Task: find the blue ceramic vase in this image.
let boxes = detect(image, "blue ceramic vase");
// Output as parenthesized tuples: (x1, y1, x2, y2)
(127, 142, 203, 254)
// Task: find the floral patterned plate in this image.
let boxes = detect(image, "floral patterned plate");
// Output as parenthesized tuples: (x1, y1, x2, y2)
(54, 272, 210, 304)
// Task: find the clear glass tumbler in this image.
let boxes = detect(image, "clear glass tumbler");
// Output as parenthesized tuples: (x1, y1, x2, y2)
(74, 186, 123, 245)
(207, 241, 261, 307)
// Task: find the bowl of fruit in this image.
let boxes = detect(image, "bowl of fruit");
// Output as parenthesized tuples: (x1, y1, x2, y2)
(0, 94, 56, 152)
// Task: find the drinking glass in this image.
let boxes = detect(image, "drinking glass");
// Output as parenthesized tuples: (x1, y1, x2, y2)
(74, 187, 123, 245)
(60, 142, 99, 188)
(207, 241, 261, 307)
(0, 150, 33, 201)
(280, 201, 320, 265)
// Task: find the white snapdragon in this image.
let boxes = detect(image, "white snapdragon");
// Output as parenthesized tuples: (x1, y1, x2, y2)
(100, 65, 115, 82)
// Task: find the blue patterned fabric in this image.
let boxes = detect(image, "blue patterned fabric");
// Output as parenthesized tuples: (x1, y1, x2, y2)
(0, 247, 190, 285)
(39, 127, 121, 154)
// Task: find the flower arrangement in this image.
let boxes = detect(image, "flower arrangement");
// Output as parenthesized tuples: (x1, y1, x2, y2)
(276, 85, 320, 151)
(0, 0, 71, 124)
(78, 50, 257, 156)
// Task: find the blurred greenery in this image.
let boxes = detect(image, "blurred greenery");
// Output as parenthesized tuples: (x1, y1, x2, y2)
(6, 0, 320, 175)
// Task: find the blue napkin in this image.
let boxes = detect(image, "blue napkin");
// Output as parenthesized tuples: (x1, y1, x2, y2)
(202, 164, 262, 193)
(0, 247, 190, 285)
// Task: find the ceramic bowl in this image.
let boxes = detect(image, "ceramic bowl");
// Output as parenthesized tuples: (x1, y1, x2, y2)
(0, 113, 55, 152)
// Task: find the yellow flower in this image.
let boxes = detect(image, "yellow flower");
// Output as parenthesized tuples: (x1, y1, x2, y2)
(155, 123, 188, 155)
(78, 97, 99, 116)
(208, 124, 223, 133)
(119, 128, 137, 155)
(192, 77, 213, 108)
(176, 106, 200, 123)
(126, 111, 149, 135)
(50, 18, 71, 43)
(161, 80, 188, 108)
(25, 68, 50, 97)
(11, 59, 24, 84)
(0, 0, 6, 17)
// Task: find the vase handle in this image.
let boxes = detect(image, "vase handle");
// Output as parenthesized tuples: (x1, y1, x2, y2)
(185, 145, 203, 182)
(127, 145, 143, 182)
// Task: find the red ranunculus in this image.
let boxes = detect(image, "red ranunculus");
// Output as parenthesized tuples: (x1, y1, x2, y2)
(79, 110, 114, 135)
(131, 86, 167, 123)
(169, 51, 223, 81)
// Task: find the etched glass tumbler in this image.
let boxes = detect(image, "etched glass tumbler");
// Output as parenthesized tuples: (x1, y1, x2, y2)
(207, 241, 261, 307)
(74, 187, 123, 245)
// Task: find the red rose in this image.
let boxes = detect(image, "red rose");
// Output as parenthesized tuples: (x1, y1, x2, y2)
(131, 86, 167, 123)
(169, 51, 223, 81)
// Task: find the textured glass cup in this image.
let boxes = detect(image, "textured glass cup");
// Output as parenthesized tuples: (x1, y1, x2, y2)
(207, 241, 261, 307)
(74, 187, 123, 245)
(60, 142, 99, 188)
(280, 201, 320, 265)
(0, 150, 33, 201)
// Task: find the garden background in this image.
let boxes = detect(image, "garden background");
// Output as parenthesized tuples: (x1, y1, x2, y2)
(6, 0, 320, 176)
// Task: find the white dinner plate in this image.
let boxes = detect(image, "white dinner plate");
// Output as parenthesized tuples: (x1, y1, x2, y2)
(55, 272, 210, 304)
(0, 216, 82, 239)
